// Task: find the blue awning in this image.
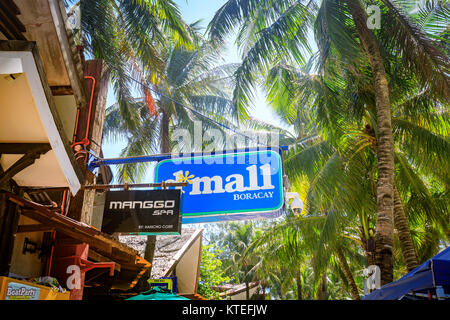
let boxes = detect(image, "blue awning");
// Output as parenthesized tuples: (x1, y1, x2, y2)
(363, 246, 450, 300)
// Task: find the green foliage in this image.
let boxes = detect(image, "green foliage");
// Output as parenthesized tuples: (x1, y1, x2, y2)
(197, 244, 231, 300)
(205, 0, 448, 298)
(103, 29, 241, 182)
(98, 0, 448, 299)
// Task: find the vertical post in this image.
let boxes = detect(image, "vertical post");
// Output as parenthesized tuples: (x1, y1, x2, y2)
(0, 192, 22, 276)
(67, 59, 109, 224)
(51, 242, 89, 300)
(0, 192, 8, 275)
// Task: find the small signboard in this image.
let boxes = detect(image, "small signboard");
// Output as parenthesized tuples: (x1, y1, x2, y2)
(154, 148, 284, 223)
(6, 282, 40, 300)
(148, 278, 175, 292)
(101, 189, 182, 235)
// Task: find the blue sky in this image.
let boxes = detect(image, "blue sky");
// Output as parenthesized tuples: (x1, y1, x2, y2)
(103, 0, 287, 163)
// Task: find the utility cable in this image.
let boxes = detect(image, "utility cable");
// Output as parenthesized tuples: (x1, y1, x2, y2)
(87, 74, 287, 167)
(123, 74, 273, 147)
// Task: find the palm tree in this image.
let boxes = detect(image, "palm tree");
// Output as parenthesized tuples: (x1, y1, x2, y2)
(252, 12, 448, 294)
(243, 210, 365, 300)
(247, 217, 309, 300)
(335, 244, 361, 300)
(207, 0, 449, 285)
(221, 222, 262, 299)
(103, 28, 240, 181)
(103, 29, 245, 277)
(66, 0, 193, 136)
(268, 53, 448, 273)
(290, 0, 449, 280)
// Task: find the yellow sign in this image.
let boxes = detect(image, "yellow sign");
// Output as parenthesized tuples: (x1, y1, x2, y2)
(0, 277, 70, 300)
(148, 278, 172, 291)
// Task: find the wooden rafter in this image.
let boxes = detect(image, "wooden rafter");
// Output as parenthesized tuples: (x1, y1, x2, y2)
(0, 144, 51, 185)
(0, 143, 51, 154)
(0, 0, 26, 40)
(50, 85, 74, 96)
(16, 224, 55, 233)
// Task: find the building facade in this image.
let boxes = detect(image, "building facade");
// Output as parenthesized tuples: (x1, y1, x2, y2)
(0, 0, 150, 300)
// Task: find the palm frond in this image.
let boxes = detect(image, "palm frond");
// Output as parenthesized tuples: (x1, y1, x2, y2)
(132, 0, 193, 49)
(393, 118, 450, 175)
(207, 0, 297, 44)
(232, 1, 317, 121)
(379, 0, 450, 100)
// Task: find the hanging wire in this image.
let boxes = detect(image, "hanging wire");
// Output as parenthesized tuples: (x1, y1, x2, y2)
(123, 74, 270, 147)
(87, 74, 287, 167)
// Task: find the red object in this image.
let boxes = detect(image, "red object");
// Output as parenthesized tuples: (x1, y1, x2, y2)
(145, 87, 158, 117)
(72, 76, 96, 150)
(51, 243, 115, 300)
(45, 190, 68, 276)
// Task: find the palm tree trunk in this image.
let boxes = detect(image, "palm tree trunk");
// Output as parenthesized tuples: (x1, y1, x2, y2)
(336, 246, 360, 300)
(143, 234, 156, 275)
(261, 281, 267, 300)
(143, 110, 171, 275)
(393, 186, 419, 271)
(360, 227, 377, 266)
(244, 264, 250, 300)
(160, 110, 171, 154)
(365, 237, 377, 266)
(346, 0, 395, 286)
(316, 272, 328, 300)
(296, 270, 303, 300)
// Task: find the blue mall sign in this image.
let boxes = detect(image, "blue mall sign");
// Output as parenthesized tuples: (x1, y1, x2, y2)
(154, 148, 284, 223)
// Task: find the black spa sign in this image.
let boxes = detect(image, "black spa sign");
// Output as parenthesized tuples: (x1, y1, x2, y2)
(101, 189, 182, 235)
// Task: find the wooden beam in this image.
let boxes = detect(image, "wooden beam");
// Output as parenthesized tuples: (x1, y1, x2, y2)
(0, 191, 22, 275)
(2, 0, 21, 15)
(0, 40, 86, 192)
(88, 250, 121, 272)
(20, 208, 113, 255)
(48, 0, 88, 107)
(110, 246, 136, 263)
(0, 143, 51, 154)
(0, 1, 26, 40)
(16, 224, 55, 233)
(5, 192, 150, 288)
(50, 85, 74, 96)
(0, 147, 51, 185)
(67, 59, 110, 223)
(0, 39, 34, 52)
